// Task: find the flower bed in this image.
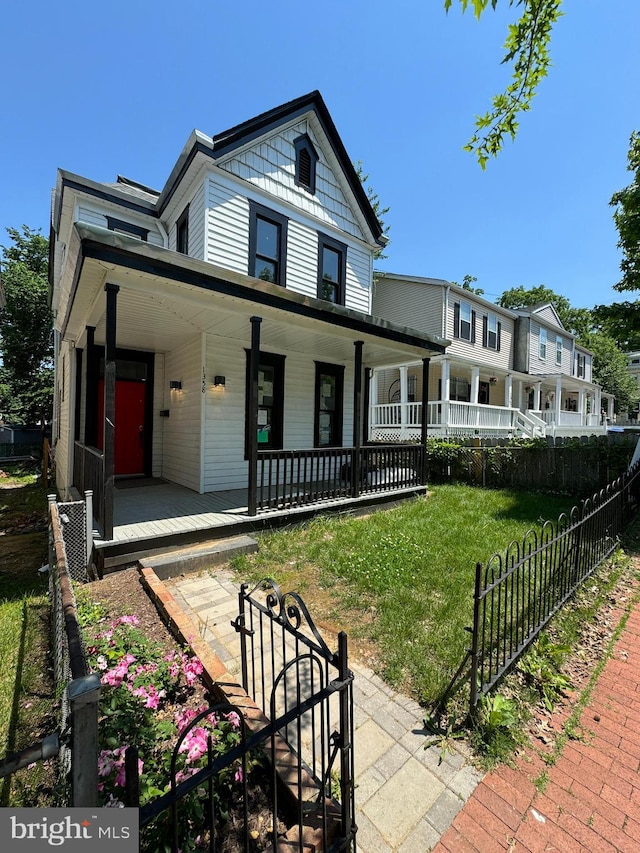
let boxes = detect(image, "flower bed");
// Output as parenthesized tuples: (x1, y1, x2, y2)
(77, 571, 286, 852)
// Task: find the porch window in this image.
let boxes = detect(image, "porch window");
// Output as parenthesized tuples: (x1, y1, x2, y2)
(539, 328, 547, 360)
(317, 233, 347, 304)
(483, 313, 501, 350)
(176, 206, 189, 255)
(314, 362, 344, 447)
(245, 351, 285, 454)
(294, 134, 319, 194)
(249, 202, 288, 286)
(451, 376, 471, 402)
(454, 301, 476, 343)
(556, 336, 563, 366)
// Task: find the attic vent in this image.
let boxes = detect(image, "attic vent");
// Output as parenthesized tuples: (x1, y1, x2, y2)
(294, 134, 319, 194)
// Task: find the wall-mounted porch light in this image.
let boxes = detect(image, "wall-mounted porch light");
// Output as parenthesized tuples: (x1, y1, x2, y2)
(213, 375, 226, 387)
(169, 380, 182, 390)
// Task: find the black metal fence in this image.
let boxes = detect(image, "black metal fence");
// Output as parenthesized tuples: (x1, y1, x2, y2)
(73, 441, 108, 539)
(125, 579, 356, 852)
(255, 443, 424, 512)
(467, 462, 640, 711)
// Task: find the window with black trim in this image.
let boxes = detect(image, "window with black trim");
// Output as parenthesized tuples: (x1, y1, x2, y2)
(106, 216, 149, 241)
(556, 335, 563, 366)
(482, 313, 501, 351)
(539, 328, 547, 360)
(176, 206, 189, 255)
(314, 362, 344, 447)
(317, 233, 347, 304)
(453, 301, 476, 343)
(245, 351, 285, 454)
(249, 202, 288, 286)
(577, 353, 585, 378)
(294, 134, 319, 194)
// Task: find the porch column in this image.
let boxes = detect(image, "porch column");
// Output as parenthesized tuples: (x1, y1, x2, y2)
(368, 368, 378, 439)
(555, 376, 562, 423)
(421, 358, 430, 485)
(533, 382, 542, 411)
(595, 387, 602, 423)
(364, 368, 371, 443)
(441, 358, 450, 401)
(103, 284, 119, 541)
(505, 375, 513, 408)
(399, 365, 408, 435)
(470, 366, 480, 404)
(578, 388, 586, 422)
(247, 316, 262, 517)
(608, 397, 615, 420)
(352, 341, 364, 498)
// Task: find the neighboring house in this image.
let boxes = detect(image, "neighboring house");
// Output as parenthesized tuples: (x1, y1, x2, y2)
(370, 274, 613, 440)
(49, 92, 448, 555)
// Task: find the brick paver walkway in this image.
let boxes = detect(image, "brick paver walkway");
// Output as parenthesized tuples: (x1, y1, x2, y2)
(434, 602, 640, 853)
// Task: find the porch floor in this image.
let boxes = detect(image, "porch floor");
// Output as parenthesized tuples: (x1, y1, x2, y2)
(94, 479, 426, 556)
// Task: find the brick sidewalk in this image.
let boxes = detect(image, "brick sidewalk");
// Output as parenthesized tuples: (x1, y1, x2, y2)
(434, 604, 640, 853)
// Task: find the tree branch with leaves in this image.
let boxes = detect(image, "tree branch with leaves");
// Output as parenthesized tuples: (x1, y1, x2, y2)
(446, 0, 563, 168)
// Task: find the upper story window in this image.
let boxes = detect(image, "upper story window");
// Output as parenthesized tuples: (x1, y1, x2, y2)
(556, 336, 563, 366)
(294, 134, 319, 194)
(176, 206, 189, 255)
(317, 233, 347, 304)
(483, 313, 501, 350)
(249, 202, 288, 286)
(539, 328, 547, 360)
(577, 353, 585, 378)
(454, 301, 476, 343)
(106, 216, 149, 242)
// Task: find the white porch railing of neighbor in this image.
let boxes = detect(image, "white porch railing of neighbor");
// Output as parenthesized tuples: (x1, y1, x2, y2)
(370, 401, 524, 439)
(539, 410, 601, 428)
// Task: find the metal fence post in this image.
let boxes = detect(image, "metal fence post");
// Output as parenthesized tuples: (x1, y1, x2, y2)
(337, 631, 354, 845)
(469, 562, 483, 717)
(67, 674, 101, 807)
(84, 490, 93, 570)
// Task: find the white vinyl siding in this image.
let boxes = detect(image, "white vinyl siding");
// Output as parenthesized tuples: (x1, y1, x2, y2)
(447, 299, 514, 369)
(535, 305, 562, 328)
(204, 172, 372, 310)
(371, 279, 443, 337)
(202, 333, 353, 492)
(161, 337, 201, 491)
(76, 204, 164, 247)
(219, 121, 365, 242)
(186, 182, 206, 261)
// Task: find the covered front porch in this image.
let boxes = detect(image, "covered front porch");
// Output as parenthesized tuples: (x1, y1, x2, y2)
(369, 358, 612, 441)
(64, 227, 446, 544)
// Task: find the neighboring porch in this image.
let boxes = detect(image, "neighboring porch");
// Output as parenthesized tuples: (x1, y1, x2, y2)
(369, 359, 612, 441)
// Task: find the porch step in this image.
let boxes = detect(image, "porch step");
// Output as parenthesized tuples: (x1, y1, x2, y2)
(137, 535, 259, 580)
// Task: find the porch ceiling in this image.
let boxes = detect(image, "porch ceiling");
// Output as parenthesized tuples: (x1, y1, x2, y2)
(62, 226, 449, 367)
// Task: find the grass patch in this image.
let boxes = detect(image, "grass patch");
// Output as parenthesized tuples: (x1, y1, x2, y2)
(232, 484, 575, 705)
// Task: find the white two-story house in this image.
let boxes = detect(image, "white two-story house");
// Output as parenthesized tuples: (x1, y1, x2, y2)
(369, 274, 612, 440)
(49, 92, 448, 559)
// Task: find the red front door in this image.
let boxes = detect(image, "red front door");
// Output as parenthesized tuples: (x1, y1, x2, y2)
(97, 379, 146, 476)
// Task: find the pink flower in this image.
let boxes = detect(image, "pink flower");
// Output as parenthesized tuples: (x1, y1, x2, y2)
(225, 711, 241, 729)
(234, 767, 243, 783)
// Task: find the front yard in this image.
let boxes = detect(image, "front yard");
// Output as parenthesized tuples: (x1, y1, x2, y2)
(232, 485, 581, 705)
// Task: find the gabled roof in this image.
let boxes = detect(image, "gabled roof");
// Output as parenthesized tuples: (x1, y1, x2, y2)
(514, 302, 566, 330)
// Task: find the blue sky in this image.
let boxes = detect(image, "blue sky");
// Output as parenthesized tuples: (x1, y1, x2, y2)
(1, 0, 638, 310)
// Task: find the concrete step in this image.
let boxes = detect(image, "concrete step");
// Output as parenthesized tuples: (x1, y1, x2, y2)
(137, 534, 258, 580)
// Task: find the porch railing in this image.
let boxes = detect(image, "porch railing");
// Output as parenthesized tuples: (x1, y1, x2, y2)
(371, 401, 521, 438)
(73, 441, 110, 539)
(254, 444, 424, 513)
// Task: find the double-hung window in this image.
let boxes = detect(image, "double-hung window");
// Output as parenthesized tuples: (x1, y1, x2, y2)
(249, 202, 288, 286)
(454, 301, 475, 342)
(539, 328, 547, 360)
(577, 353, 585, 378)
(317, 234, 347, 304)
(556, 336, 563, 366)
(314, 362, 344, 447)
(483, 313, 501, 350)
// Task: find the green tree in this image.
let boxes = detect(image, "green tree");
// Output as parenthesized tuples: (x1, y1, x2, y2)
(610, 131, 640, 294)
(446, 0, 564, 167)
(496, 284, 591, 337)
(452, 274, 484, 295)
(355, 161, 390, 259)
(592, 300, 640, 352)
(0, 226, 53, 425)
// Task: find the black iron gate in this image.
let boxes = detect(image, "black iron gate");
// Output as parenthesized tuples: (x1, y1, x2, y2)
(129, 578, 356, 852)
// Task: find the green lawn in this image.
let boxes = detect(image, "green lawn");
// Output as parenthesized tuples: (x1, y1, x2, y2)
(232, 485, 576, 705)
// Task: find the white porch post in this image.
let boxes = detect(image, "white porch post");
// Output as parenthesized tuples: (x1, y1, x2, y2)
(399, 365, 408, 435)
(534, 382, 542, 411)
(595, 388, 602, 423)
(608, 397, 614, 419)
(441, 358, 450, 431)
(470, 367, 480, 404)
(505, 375, 513, 408)
(369, 368, 378, 434)
(578, 388, 586, 424)
(555, 376, 562, 423)
(518, 381, 525, 411)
